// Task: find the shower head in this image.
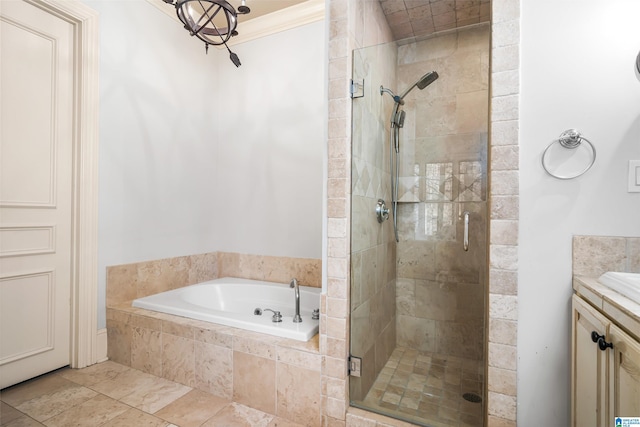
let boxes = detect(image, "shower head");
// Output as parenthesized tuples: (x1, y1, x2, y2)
(399, 71, 439, 101)
(417, 71, 439, 89)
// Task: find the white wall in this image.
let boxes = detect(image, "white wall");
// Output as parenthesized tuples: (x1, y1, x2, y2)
(215, 22, 325, 259)
(86, 0, 325, 329)
(519, 1, 640, 425)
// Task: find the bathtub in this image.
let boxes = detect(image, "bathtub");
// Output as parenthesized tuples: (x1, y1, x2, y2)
(132, 277, 321, 341)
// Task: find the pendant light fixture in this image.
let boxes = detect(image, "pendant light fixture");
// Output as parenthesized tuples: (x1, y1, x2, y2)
(163, 0, 250, 67)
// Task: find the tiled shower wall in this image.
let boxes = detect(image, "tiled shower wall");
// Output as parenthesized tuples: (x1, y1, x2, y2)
(394, 25, 489, 361)
(349, 41, 398, 402)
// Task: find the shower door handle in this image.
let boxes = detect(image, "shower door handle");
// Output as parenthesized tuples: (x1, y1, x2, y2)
(463, 211, 470, 251)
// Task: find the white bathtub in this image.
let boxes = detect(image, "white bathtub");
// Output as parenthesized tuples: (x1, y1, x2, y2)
(132, 277, 321, 341)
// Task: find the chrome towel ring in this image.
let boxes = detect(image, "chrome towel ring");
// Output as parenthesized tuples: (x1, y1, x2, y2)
(541, 129, 596, 180)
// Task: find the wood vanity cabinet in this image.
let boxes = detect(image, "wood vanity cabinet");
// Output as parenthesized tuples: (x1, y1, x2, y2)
(572, 294, 640, 427)
(572, 295, 608, 427)
(608, 323, 640, 418)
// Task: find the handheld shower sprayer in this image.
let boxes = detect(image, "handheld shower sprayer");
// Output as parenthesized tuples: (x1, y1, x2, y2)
(399, 71, 439, 100)
(379, 70, 439, 243)
(380, 71, 439, 107)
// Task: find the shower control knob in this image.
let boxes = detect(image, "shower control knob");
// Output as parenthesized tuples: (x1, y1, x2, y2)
(376, 199, 389, 223)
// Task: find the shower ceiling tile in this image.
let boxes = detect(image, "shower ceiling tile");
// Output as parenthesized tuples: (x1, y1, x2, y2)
(412, 19, 436, 38)
(431, 0, 455, 16)
(379, 0, 490, 41)
(380, 0, 408, 15)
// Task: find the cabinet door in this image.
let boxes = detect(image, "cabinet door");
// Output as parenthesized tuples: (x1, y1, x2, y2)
(572, 295, 609, 427)
(609, 323, 640, 419)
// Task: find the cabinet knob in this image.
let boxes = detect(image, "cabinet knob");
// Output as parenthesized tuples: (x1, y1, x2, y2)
(591, 331, 605, 343)
(598, 338, 613, 351)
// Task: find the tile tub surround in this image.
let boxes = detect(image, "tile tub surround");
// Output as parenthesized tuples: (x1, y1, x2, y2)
(106, 252, 323, 425)
(106, 303, 322, 426)
(106, 251, 322, 307)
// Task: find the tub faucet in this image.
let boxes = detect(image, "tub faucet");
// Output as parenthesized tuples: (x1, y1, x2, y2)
(290, 278, 302, 323)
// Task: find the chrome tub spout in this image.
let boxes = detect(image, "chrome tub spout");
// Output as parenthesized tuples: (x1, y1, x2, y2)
(290, 278, 302, 323)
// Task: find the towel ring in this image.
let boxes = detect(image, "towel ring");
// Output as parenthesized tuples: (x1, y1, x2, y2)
(541, 129, 596, 180)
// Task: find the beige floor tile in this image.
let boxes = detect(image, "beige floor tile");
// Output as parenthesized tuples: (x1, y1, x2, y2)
(267, 417, 307, 427)
(2, 415, 45, 427)
(1, 375, 76, 407)
(1, 401, 23, 424)
(201, 402, 273, 427)
(41, 394, 130, 427)
(14, 385, 97, 422)
(100, 408, 171, 427)
(88, 366, 154, 400)
(57, 361, 131, 387)
(153, 389, 230, 427)
(2, 361, 287, 427)
(117, 377, 191, 414)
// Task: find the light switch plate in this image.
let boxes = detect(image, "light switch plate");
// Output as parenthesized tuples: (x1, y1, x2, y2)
(629, 160, 640, 192)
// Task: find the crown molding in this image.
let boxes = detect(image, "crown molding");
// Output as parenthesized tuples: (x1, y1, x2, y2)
(144, 0, 325, 47)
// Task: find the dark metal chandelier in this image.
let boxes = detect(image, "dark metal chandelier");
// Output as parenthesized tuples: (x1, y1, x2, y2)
(163, 0, 251, 67)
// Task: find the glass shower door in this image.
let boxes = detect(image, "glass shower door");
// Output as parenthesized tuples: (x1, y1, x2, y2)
(349, 24, 490, 427)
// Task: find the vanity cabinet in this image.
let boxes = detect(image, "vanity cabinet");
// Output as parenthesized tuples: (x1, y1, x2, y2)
(572, 292, 640, 427)
(572, 295, 609, 427)
(608, 323, 640, 418)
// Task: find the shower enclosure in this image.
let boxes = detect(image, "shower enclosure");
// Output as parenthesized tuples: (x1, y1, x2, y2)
(350, 24, 489, 427)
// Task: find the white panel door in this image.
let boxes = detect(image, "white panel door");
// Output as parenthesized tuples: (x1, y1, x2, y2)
(0, 0, 74, 388)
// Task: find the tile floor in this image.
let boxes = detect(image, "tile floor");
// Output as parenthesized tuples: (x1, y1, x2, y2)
(357, 347, 484, 427)
(0, 361, 304, 427)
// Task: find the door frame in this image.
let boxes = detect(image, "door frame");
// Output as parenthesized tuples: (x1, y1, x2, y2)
(23, 0, 100, 369)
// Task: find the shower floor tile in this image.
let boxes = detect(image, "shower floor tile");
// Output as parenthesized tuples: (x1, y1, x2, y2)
(359, 347, 484, 427)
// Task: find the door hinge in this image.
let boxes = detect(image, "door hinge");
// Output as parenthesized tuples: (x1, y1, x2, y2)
(348, 355, 362, 377)
(350, 79, 364, 98)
